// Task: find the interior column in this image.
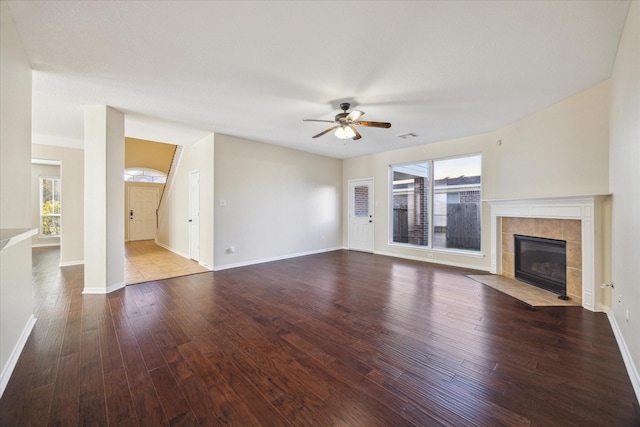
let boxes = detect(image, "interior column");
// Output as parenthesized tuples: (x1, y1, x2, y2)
(83, 105, 125, 294)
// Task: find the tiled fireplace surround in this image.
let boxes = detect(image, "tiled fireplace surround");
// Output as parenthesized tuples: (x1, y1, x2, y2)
(486, 195, 607, 312)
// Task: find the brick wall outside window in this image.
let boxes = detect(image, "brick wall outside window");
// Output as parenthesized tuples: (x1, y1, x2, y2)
(459, 190, 481, 204)
(354, 185, 369, 217)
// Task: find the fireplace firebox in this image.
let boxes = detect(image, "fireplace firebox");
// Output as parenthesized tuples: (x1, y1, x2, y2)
(514, 234, 568, 299)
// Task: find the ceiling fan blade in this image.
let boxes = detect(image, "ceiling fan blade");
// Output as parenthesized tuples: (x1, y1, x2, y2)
(312, 126, 339, 138)
(346, 110, 364, 122)
(351, 126, 362, 140)
(354, 120, 392, 128)
(304, 119, 335, 123)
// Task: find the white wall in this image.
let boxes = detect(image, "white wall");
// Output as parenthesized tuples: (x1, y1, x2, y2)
(343, 80, 610, 271)
(157, 133, 214, 268)
(30, 164, 61, 247)
(31, 144, 84, 265)
(609, 1, 640, 399)
(83, 106, 125, 293)
(0, 1, 35, 396)
(214, 134, 342, 269)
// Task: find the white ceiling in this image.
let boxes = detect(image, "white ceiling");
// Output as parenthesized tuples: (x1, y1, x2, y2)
(6, 1, 630, 159)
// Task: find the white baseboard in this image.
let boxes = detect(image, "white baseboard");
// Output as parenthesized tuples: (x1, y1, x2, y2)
(199, 263, 214, 271)
(0, 314, 36, 399)
(82, 281, 125, 294)
(155, 240, 190, 259)
(59, 260, 84, 267)
(373, 250, 491, 272)
(213, 247, 343, 271)
(607, 312, 640, 405)
(107, 281, 126, 293)
(154, 240, 213, 271)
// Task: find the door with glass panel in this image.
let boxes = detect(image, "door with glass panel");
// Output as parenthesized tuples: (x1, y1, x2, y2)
(348, 178, 374, 252)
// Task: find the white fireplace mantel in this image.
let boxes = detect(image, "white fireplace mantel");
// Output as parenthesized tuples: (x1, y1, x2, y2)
(484, 194, 609, 312)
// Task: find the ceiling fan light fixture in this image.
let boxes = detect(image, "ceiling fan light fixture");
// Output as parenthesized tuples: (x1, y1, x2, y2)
(306, 104, 390, 140)
(335, 125, 356, 140)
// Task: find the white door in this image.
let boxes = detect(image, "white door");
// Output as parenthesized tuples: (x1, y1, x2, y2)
(129, 187, 158, 241)
(189, 170, 200, 261)
(348, 178, 374, 252)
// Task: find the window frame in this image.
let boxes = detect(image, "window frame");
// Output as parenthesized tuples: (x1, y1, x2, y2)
(39, 175, 61, 238)
(389, 153, 482, 254)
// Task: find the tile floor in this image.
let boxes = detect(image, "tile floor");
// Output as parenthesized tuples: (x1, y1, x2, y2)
(467, 274, 580, 307)
(125, 239, 209, 285)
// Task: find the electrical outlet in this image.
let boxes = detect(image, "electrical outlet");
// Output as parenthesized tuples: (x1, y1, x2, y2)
(618, 294, 623, 304)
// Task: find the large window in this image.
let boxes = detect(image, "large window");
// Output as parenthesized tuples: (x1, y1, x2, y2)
(40, 176, 61, 237)
(391, 154, 481, 252)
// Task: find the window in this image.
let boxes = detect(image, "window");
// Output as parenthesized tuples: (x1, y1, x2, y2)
(391, 154, 481, 252)
(124, 168, 167, 183)
(40, 176, 61, 237)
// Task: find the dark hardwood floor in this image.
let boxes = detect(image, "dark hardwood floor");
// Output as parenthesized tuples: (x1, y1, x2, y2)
(1, 247, 638, 426)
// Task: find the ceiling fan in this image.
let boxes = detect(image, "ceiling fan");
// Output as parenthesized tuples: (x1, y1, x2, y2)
(304, 103, 391, 140)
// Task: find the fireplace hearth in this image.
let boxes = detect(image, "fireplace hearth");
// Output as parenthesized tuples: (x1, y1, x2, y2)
(514, 234, 567, 298)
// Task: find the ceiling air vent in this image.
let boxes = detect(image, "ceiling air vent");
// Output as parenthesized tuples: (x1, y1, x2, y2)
(397, 132, 418, 140)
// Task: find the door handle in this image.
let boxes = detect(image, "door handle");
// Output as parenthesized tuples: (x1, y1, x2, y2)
(129, 209, 133, 219)
(188, 219, 193, 223)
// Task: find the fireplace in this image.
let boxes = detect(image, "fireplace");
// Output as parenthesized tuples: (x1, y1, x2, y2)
(487, 195, 608, 311)
(514, 234, 567, 298)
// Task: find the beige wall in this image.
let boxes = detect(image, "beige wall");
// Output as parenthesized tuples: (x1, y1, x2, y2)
(32, 144, 84, 265)
(157, 133, 214, 268)
(1, 4, 31, 228)
(0, 1, 34, 396)
(213, 134, 342, 269)
(494, 81, 610, 199)
(609, 2, 640, 398)
(30, 164, 61, 247)
(343, 80, 610, 271)
(125, 137, 176, 173)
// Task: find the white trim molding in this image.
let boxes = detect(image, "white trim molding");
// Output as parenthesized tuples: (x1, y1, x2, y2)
(607, 312, 640, 404)
(485, 195, 609, 312)
(0, 315, 36, 398)
(82, 281, 125, 294)
(155, 240, 190, 260)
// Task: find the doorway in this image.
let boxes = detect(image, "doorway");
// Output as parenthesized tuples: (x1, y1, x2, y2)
(348, 178, 374, 252)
